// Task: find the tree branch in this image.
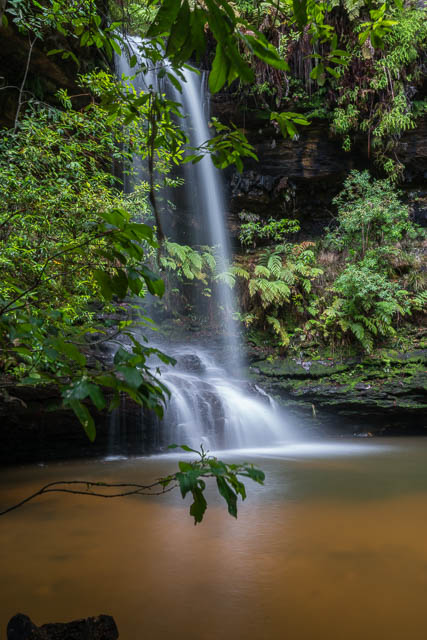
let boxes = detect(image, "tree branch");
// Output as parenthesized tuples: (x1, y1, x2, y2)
(14, 35, 37, 133)
(0, 479, 178, 517)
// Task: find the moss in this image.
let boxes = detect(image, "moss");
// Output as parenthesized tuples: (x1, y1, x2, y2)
(249, 348, 427, 423)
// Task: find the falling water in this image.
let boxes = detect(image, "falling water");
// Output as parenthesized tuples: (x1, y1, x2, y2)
(177, 68, 242, 366)
(113, 40, 293, 453)
(152, 345, 287, 451)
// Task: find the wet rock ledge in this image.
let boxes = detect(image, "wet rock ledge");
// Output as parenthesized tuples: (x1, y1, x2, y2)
(248, 349, 427, 435)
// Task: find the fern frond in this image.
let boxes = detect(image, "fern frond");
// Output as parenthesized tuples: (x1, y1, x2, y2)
(189, 252, 202, 270)
(302, 279, 311, 293)
(216, 271, 236, 288)
(267, 254, 283, 278)
(182, 266, 194, 280)
(411, 291, 427, 311)
(203, 252, 216, 271)
(266, 316, 290, 347)
(231, 266, 250, 280)
(254, 265, 271, 278)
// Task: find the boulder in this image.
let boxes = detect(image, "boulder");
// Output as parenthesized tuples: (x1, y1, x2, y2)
(7, 614, 118, 640)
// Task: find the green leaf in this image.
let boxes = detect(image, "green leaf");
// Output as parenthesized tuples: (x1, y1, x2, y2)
(178, 461, 194, 472)
(68, 400, 96, 442)
(166, 0, 190, 56)
(109, 37, 122, 56)
(63, 379, 92, 401)
(100, 209, 127, 229)
(111, 269, 128, 299)
(176, 469, 200, 498)
(326, 66, 340, 79)
(116, 365, 143, 389)
(204, 0, 231, 41)
(54, 339, 86, 366)
(244, 36, 290, 72)
(88, 384, 106, 411)
(241, 467, 265, 484)
(292, 0, 307, 28)
(140, 267, 165, 297)
(190, 486, 207, 524)
(93, 270, 113, 301)
(47, 48, 64, 56)
(166, 72, 182, 93)
(209, 44, 229, 93)
(216, 476, 237, 518)
(146, 0, 182, 37)
(190, 8, 207, 60)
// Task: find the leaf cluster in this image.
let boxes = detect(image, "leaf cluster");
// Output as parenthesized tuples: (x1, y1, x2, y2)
(164, 444, 265, 524)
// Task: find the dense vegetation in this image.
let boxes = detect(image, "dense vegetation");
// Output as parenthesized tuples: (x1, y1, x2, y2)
(231, 171, 425, 353)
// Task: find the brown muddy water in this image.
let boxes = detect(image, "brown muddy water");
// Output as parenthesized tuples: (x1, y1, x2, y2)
(2, 439, 427, 640)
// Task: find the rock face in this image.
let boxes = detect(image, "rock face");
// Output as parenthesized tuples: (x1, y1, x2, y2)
(0, 384, 158, 465)
(7, 614, 118, 640)
(213, 94, 427, 239)
(249, 350, 427, 435)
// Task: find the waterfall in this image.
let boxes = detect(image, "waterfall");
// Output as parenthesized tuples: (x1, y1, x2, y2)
(112, 40, 293, 453)
(176, 68, 242, 368)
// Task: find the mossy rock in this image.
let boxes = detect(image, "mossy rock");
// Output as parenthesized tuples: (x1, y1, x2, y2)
(251, 357, 352, 379)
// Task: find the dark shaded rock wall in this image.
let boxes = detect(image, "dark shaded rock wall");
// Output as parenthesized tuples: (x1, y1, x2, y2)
(0, 23, 106, 127)
(212, 95, 427, 240)
(0, 384, 158, 465)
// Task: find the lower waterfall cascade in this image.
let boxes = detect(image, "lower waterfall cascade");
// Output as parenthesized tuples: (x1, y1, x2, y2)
(154, 345, 289, 451)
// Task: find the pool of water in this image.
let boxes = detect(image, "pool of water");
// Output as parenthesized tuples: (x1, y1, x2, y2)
(2, 438, 427, 640)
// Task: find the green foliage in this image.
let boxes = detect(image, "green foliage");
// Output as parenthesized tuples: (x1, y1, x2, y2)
(358, 3, 398, 50)
(0, 92, 178, 434)
(327, 170, 417, 258)
(231, 242, 323, 347)
(320, 171, 424, 351)
(146, 0, 288, 93)
(331, 2, 427, 175)
(322, 258, 410, 352)
(239, 216, 300, 247)
(6, 0, 123, 61)
(270, 111, 311, 138)
(164, 445, 265, 524)
(308, 34, 351, 86)
(235, 172, 424, 354)
(161, 242, 216, 284)
(184, 117, 258, 172)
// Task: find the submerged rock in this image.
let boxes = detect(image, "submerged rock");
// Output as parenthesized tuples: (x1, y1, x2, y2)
(7, 614, 118, 640)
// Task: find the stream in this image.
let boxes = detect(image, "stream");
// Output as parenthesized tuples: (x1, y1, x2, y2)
(2, 438, 427, 640)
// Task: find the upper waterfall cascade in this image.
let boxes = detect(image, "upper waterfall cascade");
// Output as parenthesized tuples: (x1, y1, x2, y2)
(114, 40, 293, 451)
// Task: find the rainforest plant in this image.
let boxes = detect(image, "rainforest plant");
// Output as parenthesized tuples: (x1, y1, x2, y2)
(239, 216, 301, 248)
(231, 242, 323, 347)
(320, 171, 424, 351)
(326, 170, 418, 258)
